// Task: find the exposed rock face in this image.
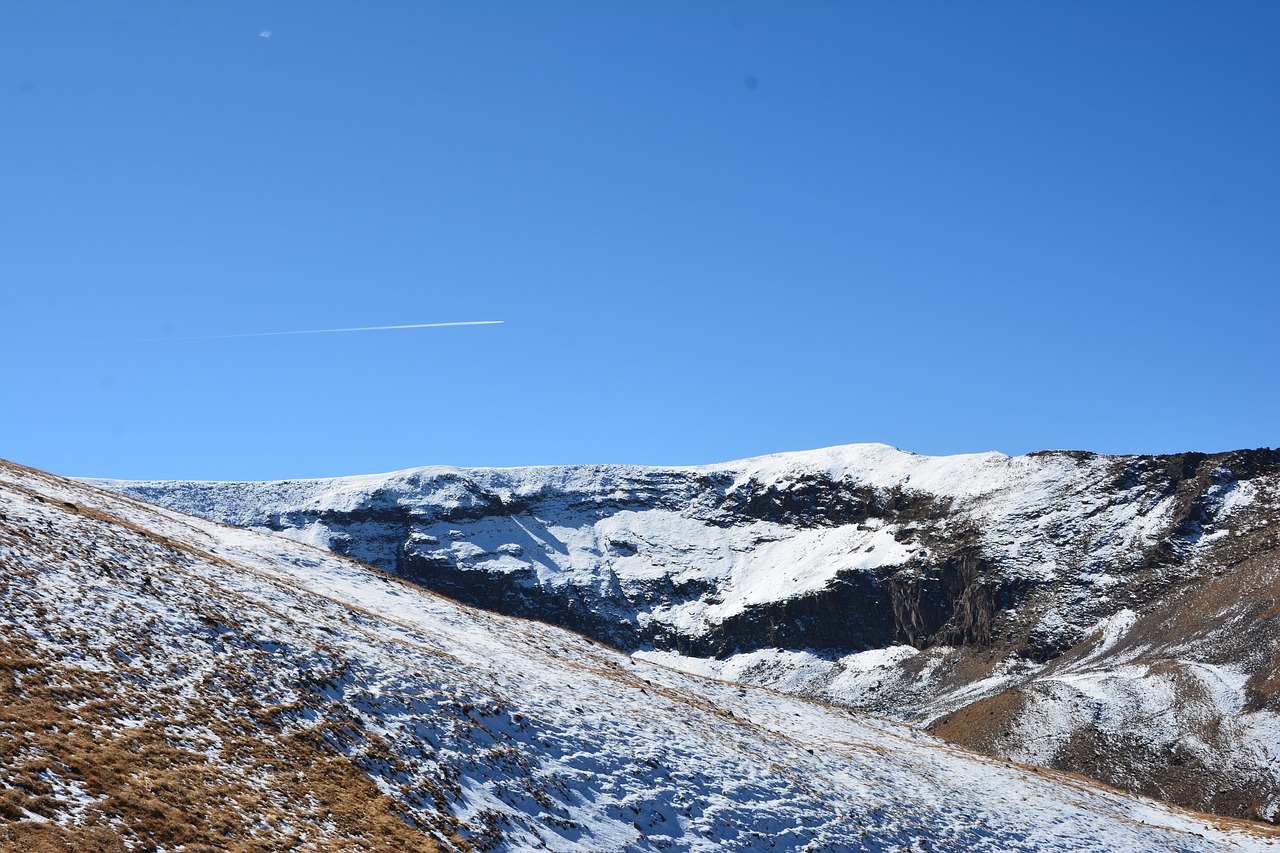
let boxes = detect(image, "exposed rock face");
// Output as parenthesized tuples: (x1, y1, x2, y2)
(96, 443, 1280, 823)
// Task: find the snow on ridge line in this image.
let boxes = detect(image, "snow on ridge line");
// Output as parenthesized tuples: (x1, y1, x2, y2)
(86, 442, 910, 485)
(84, 442, 1053, 506)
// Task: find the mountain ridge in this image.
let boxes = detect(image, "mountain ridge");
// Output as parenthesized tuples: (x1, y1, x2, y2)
(93, 443, 1280, 823)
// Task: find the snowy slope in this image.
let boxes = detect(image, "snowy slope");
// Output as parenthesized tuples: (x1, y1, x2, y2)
(98, 444, 1262, 644)
(94, 443, 1280, 823)
(6, 459, 1280, 851)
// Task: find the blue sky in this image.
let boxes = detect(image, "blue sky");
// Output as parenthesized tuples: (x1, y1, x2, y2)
(3, 1, 1277, 480)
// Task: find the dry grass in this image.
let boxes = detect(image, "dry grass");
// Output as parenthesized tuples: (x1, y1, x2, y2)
(0, 625, 459, 852)
(929, 688, 1029, 754)
(0, 472, 465, 853)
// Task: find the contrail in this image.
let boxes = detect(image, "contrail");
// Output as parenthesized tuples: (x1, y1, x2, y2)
(122, 320, 504, 343)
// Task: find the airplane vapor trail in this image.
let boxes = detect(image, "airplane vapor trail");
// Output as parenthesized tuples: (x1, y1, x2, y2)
(125, 320, 504, 343)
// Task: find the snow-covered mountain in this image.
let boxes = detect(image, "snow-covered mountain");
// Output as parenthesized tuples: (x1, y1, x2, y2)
(95, 443, 1280, 825)
(9, 461, 1278, 851)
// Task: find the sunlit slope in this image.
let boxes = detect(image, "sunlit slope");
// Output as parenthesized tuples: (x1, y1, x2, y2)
(5, 459, 1276, 850)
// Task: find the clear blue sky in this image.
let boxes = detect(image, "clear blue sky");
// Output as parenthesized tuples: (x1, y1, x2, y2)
(3, 1, 1277, 480)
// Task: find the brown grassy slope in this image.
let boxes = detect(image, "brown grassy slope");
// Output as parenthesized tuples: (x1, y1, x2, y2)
(932, 515, 1280, 823)
(0, 468, 453, 852)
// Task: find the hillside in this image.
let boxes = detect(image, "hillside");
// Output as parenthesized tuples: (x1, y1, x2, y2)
(96, 443, 1280, 823)
(4, 457, 1278, 851)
